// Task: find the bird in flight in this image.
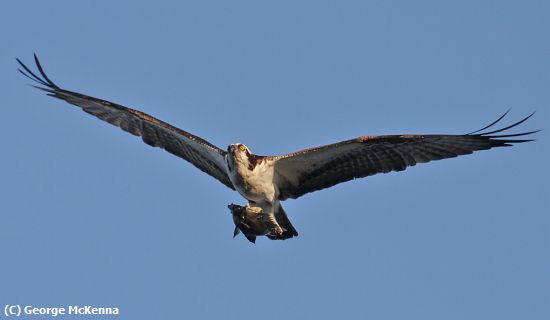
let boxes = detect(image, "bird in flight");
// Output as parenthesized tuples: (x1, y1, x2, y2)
(18, 54, 537, 243)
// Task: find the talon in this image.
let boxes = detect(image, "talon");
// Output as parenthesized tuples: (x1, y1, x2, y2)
(273, 225, 284, 235)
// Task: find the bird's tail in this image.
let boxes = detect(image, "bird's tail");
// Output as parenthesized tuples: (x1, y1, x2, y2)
(268, 203, 299, 240)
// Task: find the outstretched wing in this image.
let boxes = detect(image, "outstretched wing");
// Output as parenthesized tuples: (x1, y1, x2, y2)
(270, 112, 537, 200)
(18, 54, 234, 190)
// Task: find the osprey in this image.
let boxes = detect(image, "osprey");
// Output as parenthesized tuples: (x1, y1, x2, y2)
(18, 55, 537, 243)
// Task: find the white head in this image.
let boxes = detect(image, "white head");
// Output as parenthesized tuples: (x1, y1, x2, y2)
(227, 143, 253, 168)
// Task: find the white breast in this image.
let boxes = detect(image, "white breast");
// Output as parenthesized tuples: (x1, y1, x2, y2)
(227, 158, 277, 203)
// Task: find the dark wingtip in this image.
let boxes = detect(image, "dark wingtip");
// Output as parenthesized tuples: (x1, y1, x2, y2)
(465, 111, 539, 146)
(18, 67, 40, 83)
(17, 56, 48, 86)
(467, 109, 510, 135)
(17, 54, 59, 89)
(33, 53, 58, 88)
(478, 111, 536, 136)
(488, 129, 541, 138)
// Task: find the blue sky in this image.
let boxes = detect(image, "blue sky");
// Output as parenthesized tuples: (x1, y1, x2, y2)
(1, 1, 548, 319)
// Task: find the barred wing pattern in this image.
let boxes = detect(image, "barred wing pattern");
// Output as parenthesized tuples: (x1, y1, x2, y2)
(18, 55, 234, 190)
(272, 112, 537, 200)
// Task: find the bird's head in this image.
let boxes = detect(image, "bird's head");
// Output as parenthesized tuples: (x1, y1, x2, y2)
(227, 143, 253, 163)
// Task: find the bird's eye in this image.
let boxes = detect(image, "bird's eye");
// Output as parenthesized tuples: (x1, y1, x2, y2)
(239, 145, 246, 151)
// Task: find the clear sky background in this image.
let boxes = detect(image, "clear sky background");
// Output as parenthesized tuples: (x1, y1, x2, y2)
(1, 1, 548, 319)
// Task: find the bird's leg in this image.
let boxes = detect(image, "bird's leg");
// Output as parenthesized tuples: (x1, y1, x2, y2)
(266, 215, 284, 236)
(260, 203, 284, 236)
(247, 201, 284, 236)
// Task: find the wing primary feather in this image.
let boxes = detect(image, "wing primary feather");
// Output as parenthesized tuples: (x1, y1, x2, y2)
(33, 53, 58, 88)
(466, 109, 510, 135)
(485, 130, 541, 138)
(18, 68, 46, 85)
(16, 58, 49, 86)
(30, 84, 54, 93)
(494, 139, 534, 144)
(475, 112, 536, 136)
